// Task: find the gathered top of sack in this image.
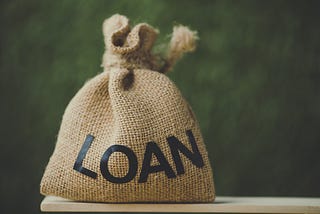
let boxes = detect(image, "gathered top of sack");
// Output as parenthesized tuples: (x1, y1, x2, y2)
(101, 14, 198, 72)
(40, 14, 215, 203)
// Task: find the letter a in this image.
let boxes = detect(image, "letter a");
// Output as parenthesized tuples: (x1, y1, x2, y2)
(138, 142, 176, 183)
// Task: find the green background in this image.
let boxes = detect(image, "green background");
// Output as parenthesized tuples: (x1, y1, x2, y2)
(1, 0, 320, 213)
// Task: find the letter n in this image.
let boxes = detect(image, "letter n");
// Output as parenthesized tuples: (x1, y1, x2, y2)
(167, 129, 204, 175)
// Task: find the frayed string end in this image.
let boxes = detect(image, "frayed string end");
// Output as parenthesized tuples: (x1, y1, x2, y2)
(161, 25, 198, 73)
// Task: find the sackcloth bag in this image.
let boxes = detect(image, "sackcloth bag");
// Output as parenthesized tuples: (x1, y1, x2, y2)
(40, 14, 215, 203)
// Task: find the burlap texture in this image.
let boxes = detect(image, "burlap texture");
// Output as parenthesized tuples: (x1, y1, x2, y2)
(40, 14, 215, 203)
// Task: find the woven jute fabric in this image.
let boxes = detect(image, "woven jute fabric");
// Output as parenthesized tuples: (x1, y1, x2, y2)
(40, 14, 215, 203)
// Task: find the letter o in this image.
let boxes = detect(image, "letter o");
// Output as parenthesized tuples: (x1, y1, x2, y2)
(100, 145, 138, 183)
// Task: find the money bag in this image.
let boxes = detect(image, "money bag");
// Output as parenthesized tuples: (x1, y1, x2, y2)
(40, 14, 215, 202)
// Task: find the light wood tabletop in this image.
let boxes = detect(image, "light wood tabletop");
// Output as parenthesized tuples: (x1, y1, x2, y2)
(40, 196, 320, 213)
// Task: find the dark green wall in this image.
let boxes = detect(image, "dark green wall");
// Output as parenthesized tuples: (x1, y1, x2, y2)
(1, 0, 320, 213)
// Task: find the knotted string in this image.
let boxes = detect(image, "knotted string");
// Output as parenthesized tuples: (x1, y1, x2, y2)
(101, 14, 198, 73)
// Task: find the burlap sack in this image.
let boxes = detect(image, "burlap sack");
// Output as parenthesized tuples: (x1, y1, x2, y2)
(40, 14, 215, 203)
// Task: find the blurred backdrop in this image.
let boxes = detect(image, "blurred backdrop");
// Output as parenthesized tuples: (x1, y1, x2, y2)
(1, 0, 320, 213)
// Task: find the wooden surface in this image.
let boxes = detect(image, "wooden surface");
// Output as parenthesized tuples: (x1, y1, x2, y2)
(41, 196, 320, 213)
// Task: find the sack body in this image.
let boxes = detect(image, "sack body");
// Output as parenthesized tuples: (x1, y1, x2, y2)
(40, 14, 215, 202)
